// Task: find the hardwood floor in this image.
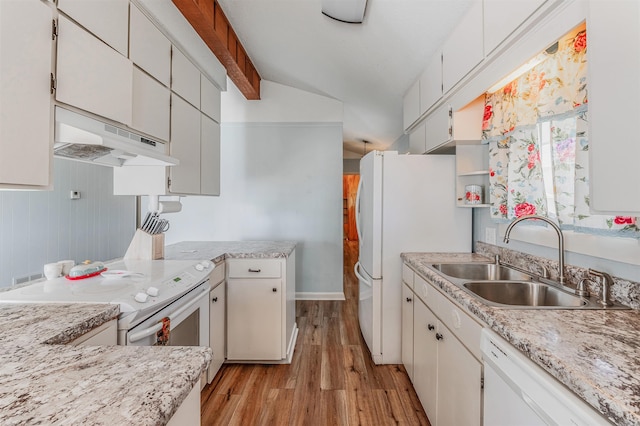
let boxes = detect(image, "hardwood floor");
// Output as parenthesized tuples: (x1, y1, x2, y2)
(201, 240, 430, 425)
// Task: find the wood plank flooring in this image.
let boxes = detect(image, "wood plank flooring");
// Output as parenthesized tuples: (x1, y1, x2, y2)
(201, 240, 430, 425)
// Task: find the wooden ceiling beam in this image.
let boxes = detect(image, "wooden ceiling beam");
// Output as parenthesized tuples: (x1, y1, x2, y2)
(172, 0, 261, 100)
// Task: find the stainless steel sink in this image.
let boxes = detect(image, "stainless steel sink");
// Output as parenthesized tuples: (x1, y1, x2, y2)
(432, 263, 532, 281)
(463, 281, 586, 308)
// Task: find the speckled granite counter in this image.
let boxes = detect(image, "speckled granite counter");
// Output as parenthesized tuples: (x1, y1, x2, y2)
(402, 252, 640, 426)
(164, 241, 296, 263)
(0, 303, 212, 425)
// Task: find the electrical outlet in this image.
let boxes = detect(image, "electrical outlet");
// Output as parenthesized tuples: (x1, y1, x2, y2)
(485, 227, 497, 245)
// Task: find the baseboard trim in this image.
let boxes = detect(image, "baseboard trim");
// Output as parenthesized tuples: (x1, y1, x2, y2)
(296, 292, 346, 301)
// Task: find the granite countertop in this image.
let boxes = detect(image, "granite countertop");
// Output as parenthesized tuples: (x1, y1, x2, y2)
(0, 303, 212, 426)
(402, 252, 640, 426)
(164, 240, 297, 263)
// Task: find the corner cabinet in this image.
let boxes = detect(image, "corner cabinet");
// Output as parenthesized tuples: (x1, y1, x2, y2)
(208, 262, 226, 383)
(0, 0, 54, 189)
(402, 262, 483, 426)
(226, 251, 297, 363)
(455, 144, 490, 208)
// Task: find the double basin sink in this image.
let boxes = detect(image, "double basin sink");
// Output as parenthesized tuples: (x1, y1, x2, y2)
(429, 262, 628, 309)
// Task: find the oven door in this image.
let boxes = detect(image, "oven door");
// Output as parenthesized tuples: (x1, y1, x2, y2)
(124, 281, 210, 347)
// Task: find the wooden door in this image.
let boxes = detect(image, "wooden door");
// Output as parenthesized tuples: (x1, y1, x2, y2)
(343, 174, 360, 241)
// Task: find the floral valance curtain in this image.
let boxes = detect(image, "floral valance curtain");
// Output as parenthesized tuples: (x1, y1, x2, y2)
(482, 24, 640, 238)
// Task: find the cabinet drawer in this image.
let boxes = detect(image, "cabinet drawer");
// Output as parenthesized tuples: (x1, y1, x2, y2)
(429, 283, 483, 360)
(402, 263, 414, 289)
(227, 259, 282, 278)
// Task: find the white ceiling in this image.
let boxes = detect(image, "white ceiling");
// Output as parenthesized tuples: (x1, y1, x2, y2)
(218, 0, 473, 157)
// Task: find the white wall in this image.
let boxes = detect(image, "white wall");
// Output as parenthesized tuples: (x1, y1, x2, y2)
(0, 159, 135, 287)
(164, 80, 345, 298)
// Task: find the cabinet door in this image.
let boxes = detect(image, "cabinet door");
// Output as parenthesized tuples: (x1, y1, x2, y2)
(56, 15, 132, 126)
(409, 121, 426, 154)
(437, 324, 482, 426)
(588, 0, 640, 214)
(132, 68, 170, 141)
(208, 282, 226, 382)
(57, 0, 129, 56)
(442, 0, 483, 93)
(403, 79, 420, 131)
(169, 94, 201, 195)
(201, 75, 221, 122)
(424, 104, 451, 153)
(172, 47, 201, 108)
(412, 301, 438, 422)
(227, 278, 283, 360)
(419, 51, 443, 115)
(484, 0, 546, 55)
(200, 114, 221, 196)
(401, 284, 415, 381)
(130, 3, 171, 86)
(0, 0, 53, 188)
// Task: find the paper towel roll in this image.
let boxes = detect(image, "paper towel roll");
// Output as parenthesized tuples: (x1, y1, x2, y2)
(157, 201, 182, 214)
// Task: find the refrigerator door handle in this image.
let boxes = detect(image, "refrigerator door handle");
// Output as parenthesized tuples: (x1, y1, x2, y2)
(355, 176, 363, 241)
(354, 261, 372, 288)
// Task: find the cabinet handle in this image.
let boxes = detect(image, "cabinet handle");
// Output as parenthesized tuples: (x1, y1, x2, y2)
(427, 324, 435, 331)
(248, 268, 261, 273)
(272, 288, 278, 292)
(406, 297, 412, 302)
(435, 333, 444, 341)
(212, 297, 218, 303)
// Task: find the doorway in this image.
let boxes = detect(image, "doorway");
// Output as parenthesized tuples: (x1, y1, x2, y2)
(342, 174, 360, 242)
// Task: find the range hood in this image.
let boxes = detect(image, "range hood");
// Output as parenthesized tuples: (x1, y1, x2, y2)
(54, 107, 179, 167)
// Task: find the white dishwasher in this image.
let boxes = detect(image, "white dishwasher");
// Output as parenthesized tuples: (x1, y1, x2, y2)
(481, 329, 612, 426)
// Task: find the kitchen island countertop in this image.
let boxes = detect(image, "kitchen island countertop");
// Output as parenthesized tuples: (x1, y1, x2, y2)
(164, 240, 296, 263)
(0, 302, 211, 426)
(402, 252, 640, 426)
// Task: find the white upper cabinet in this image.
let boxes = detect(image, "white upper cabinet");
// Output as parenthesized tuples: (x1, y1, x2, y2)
(419, 51, 443, 116)
(588, 0, 640, 214)
(171, 47, 201, 108)
(56, 15, 132, 126)
(170, 94, 202, 195)
(200, 115, 221, 196)
(442, 0, 483, 93)
(201, 76, 221, 123)
(131, 68, 170, 141)
(57, 0, 129, 56)
(403, 79, 421, 131)
(424, 104, 452, 153)
(409, 122, 427, 155)
(129, 3, 171, 87)
(0, 0, 53, 189)
(484, 0, 546, 55)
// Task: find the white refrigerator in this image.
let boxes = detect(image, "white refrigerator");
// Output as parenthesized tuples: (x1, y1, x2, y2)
(354, 150, 471, 364)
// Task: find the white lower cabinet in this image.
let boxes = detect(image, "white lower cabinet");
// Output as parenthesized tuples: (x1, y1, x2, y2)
(208, 263, 226, 383)
(227, 278, 283, 360)
(401, 283, 415, 380)
(403, 262, 483, 426)
(412, 299, 438, 421)
(226, 252, 297, 362)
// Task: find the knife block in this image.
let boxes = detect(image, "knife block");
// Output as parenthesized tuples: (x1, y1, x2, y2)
(124, 229, 164, 260)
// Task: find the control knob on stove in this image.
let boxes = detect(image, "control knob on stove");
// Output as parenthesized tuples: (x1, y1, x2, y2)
(146, 287, 159, 297)
(134, 292, 149, 303)
(195, 263, 204, 272)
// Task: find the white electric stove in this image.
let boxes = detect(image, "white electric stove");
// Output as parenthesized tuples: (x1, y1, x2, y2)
(0, 259, 214, 346)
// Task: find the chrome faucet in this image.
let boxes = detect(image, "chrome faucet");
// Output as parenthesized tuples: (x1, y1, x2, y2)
(589, 269, 614, 307)
(503, 214, 566, 284)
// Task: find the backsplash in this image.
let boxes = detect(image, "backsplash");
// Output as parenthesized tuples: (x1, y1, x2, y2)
(476, 242, 640, 310)
(0, 159, 135, 288)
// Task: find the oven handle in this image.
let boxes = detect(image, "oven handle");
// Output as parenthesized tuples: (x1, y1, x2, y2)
(128, 284, 209, 343)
